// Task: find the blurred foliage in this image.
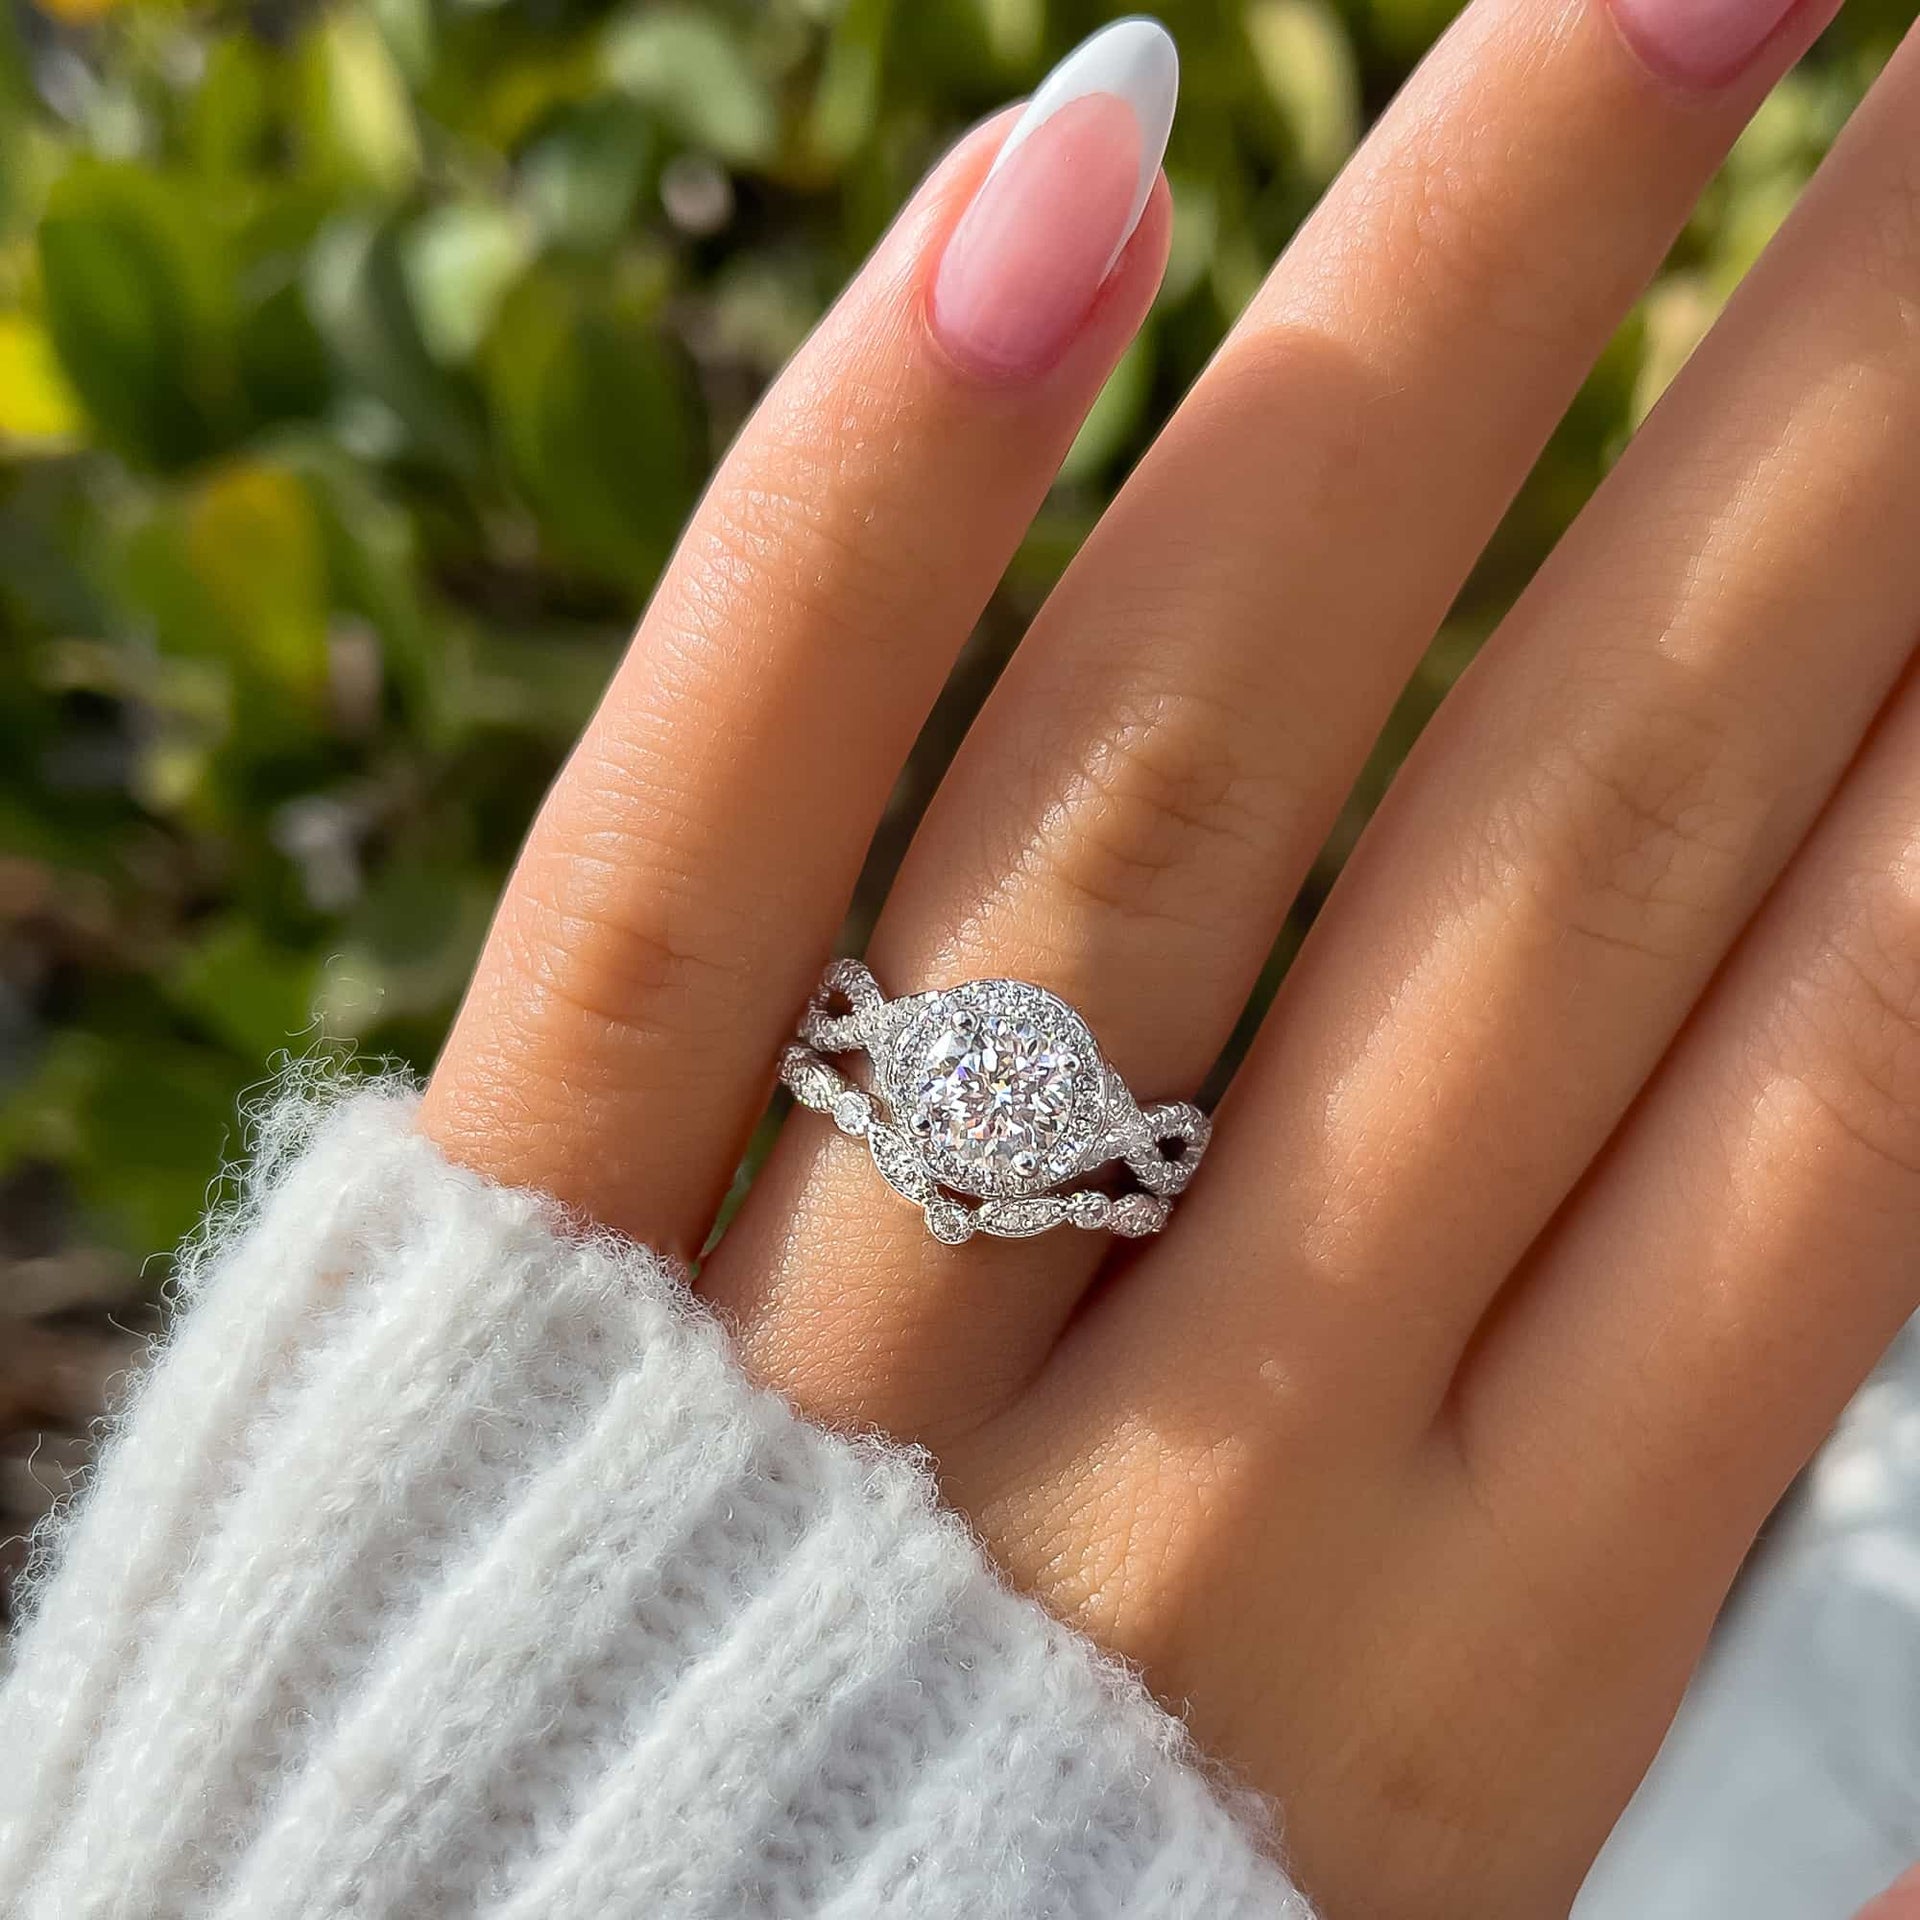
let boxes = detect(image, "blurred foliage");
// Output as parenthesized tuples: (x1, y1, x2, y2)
(0, 0, 1902, 1279)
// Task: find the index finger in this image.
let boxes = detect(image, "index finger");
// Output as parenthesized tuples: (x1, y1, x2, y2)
(419, 25, 1177, 1255)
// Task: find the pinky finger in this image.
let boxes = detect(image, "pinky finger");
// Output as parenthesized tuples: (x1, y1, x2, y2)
(1461, 658, 1920, 1598)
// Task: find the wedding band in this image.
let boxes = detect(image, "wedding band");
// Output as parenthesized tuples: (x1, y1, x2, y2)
(777, 959, 1210, 1245)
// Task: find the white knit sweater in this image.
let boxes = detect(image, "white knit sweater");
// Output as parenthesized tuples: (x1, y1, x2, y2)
(0, 1083, 1310, 1918)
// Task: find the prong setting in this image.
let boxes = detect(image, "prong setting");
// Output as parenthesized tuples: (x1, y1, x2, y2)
(781, 961, 1207, 1240)
(885, 979, 1107, 1200)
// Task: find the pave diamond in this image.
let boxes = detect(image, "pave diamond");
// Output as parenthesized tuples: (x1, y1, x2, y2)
(886, 980, 1107, 1199)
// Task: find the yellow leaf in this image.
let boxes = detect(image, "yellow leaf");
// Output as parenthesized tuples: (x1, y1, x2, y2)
(304, 9, 421, 198)
(1632, 276, 1719, 428)
(0, 313, 84, 445)
(183, 462, 330, 698)
(1246, 0, 1360, 185)
(975, 0, 1043, 69)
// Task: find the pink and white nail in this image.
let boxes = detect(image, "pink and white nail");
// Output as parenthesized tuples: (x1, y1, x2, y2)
(930, 19, 1179, 381)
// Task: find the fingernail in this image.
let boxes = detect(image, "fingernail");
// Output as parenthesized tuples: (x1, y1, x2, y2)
(930, 18, 1178, 380)
(1609, 0, 1816, 89)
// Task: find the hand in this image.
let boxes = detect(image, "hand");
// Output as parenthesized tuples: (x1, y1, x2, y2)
(1862, 1869, 1920, 1918)
(420, 4, 1919, 1912)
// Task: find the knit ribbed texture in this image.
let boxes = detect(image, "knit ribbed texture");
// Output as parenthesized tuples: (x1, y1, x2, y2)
(0, 1082, 1308, 1918)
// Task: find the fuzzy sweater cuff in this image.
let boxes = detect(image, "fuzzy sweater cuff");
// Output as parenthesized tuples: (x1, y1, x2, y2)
(0, 1084, 1308, 1918)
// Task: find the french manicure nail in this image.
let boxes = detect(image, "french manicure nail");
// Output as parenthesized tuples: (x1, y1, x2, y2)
(1609, 0, 1817, 90)
(930, 17, 1178, 380)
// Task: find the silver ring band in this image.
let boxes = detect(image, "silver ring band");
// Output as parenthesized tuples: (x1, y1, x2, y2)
(778, 959, 1210, 1245)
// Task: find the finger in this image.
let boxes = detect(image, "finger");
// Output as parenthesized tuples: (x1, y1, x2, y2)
(1109, 11, 1920, 1428)
(419, 27, 1177, 1254)
(1459, 653, 1920, 1591)
(1861, 1867, 1920, 1919)
(871, 0, 1838, 1093)
(702, 0, 1835, 1433)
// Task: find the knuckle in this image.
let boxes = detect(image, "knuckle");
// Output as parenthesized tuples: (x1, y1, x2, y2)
(1488, 691, 1761, 966)
(670, 373, 936, 670)
(1866, 145, 1920, 294)
(999, 684, 1289, 945)
(1176, 328, 1372, 531)
(678, 471, 915, 662)
(1759, 863, 1920, 1184)
(497, 830, 755, 1057)
(1002, 1436, 1232, 1668)
(1369, 141, 1571, 358)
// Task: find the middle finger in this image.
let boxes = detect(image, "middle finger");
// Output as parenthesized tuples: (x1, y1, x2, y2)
(703, 0, 1839, 1431)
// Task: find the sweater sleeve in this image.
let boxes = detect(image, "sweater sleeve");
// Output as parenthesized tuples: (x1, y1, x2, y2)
(0, 1083, 1309, 1920)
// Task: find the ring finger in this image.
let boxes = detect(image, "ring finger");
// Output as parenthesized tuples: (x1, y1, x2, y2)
(1463, 645, 1920, 1586)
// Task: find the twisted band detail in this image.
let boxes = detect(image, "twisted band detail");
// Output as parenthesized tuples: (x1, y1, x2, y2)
(778, 959, 1210, 1245)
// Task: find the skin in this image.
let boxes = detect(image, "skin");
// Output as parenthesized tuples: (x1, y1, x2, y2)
(1862, 1867, 1920, 1917)
(421, 0, 1920, 1910)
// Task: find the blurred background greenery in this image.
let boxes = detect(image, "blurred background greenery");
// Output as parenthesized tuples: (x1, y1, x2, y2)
(0, 0, 1904, 1593)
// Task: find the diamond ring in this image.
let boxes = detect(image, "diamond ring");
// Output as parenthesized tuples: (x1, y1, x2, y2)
(777, 959, 1210, 1245)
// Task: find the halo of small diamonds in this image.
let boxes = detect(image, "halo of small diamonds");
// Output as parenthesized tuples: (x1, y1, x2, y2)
(883, 979, 1108, 1200)
(780, 961, 1208, 1243)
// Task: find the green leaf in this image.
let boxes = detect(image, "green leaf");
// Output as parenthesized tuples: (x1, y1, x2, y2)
(235, 247, 337, 430)
(485, 261, 698, 589)
(402, 200, 534, 364)
(183, 461, 333, 700)
(971, 0, 1044, 70)
(80, 1039, 254, 1258)
(37, 161, 232, 469)
(369, 0, 435, 89)
(1365, 0, 1461, 61)
(1061, 331, 1154, 486)
(805, 0, 894, 173)
(4, 1028, 251, 1259)
(295, 448, 440, 734)
(300, 7, 423, 200)
(317, 857, 495, 1037)
(1632, 276, 1719, 428)
(519, 97, 656, 253)
(305, 214, 487, 467)
(460, 625, 623, 741)
(1245, 0, 1361, 184)
(1161, 173, 1219, 308)
(166, 917, 321, 1060)
(115, 459, 333, 721)
(187, 32, 274, 181)
(602, 5, 779, 170)
(0, 312, 84, 447)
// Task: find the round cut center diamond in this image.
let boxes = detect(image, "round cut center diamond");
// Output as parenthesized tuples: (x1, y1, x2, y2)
(887, 979, 1107, 1198)
(909, 1012, 1078, 1177)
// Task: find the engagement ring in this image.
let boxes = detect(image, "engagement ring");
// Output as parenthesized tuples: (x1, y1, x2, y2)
(778, 959, 1210, 1244)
